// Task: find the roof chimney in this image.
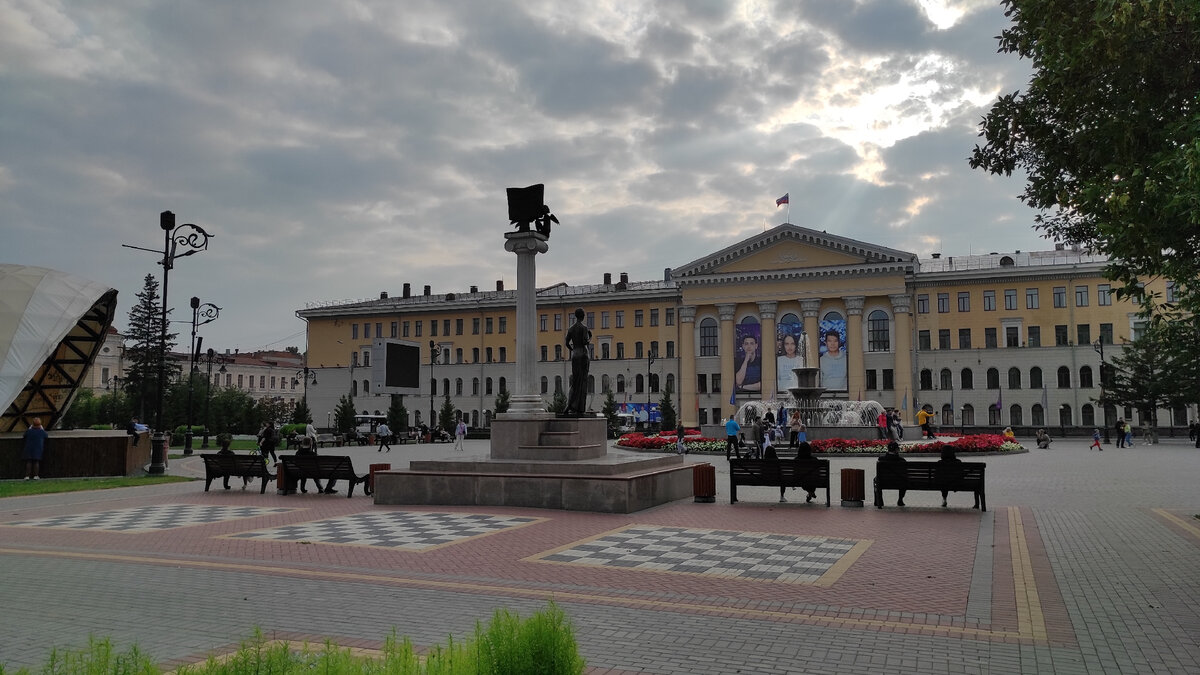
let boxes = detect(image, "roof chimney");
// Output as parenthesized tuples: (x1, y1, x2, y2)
(931, 253, 941, 259)
(380, 291, 388, 299)
(402, 283, 411, 298)
(469, 285, 478, 293)
(664, 267, 672, 282)
(620, 272, 629, 284)
(603, 272, 612, 285)
(1055, 243, 1065, 251)
(423, 285, 431, 296)
(496, 280, 504, 291)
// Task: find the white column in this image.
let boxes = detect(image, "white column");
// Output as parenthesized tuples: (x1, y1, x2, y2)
(502, 231, 550, 417)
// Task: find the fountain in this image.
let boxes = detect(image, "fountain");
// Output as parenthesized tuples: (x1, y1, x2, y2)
(734, 366, 886, 441)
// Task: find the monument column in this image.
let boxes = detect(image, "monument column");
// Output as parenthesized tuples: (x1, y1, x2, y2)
(678, 305, 697, 427)
(757, 301, 778, 399)
(503, 230, 551, 416)
(890, 293, 914, 421)
(717, 303, 737, 415)
(800, 298, 821, 368)
(843, 295, 865, 398)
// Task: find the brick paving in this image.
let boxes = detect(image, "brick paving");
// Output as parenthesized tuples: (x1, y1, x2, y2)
(0, 436, 1197, 673)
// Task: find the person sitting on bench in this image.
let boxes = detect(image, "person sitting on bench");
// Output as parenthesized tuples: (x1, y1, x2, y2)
(937, 447, 962, 507)
(216, 446, 251, 490)
(294, 437, 333, 494)
(878, 440, 907, 506)
(792, 441, 821, 503)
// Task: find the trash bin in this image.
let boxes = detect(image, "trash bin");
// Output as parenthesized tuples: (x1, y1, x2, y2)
(840, 468, 865, 507)
(693, 463, 716, 503)
(368, 463, 390, 496)
(276, 463, 290, 495)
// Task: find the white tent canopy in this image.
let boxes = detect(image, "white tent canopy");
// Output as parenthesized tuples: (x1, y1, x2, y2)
(0, 265, 117, 432)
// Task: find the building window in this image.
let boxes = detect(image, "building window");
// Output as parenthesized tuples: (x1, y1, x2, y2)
(586, 312, 595, 329)
(362, 350, 371, 367)
(455, 348, 463, 363)
(616, 375, 625, 393)
(260, 376, 266, 388)
(942, 404, 954, 426)
(1004, 289, 1017, 310)
(391, 322, 398, 338)
(470, 317, 478, 335)
(865, 369, 878, 390)
(938, 329, 951, 350)
(986, 368, 1000, 389)
(983, 290, 996, 311)
(940, 368, 953, 390)
(615, 311, 624, 328)
(499, 377, 507, 393)
(601, 312, 610, 329)
(1031, 403, 1045, 426)
(1005, 326, 1019, 347)
(499, 316, 507, 333)
(917, 294, 929, 313)
(1077, 324, 1091, 345)
(1053, 286, 1066, 308)
(554, 314, 563, 331)
(1057, 366, 1071, 388)
(486, 347, 493, 363)
(697, 374, 708, 393)
(650, 340, 659, 357)
(540, 345, 548, 361)
(989, 403, 1001, 425)
(456, 318, 464, 335)
(601, 342, 610, 359)
(1080, 365, 1094, 388)
(1099, 323, 1113, 345)
(1028, 326, 1041, 347)
(415, 321, 423, 337)
(540, 376, 548, 394)
(1075, 285, 1089, 307)
(882, 369, 894, 390)
(486, 377, 493, 395)
(616, 343, 625, 359)
(555, 344, 563, 360)
(1026, 288, 1039, 309)
(699, 318, 718, 356)
(1008, 367, 1021, 389)
(352, 324, 360, 340)
(937, 293, 950, 313)
(958, 328, 971, 349)
(472, 347, 480, 363)
(867, 310, 890, 352)
(666, 341, 675, 358)
(555, 376, 563, 394)
(430, 321, 437, 337)
(711, 374, 721, 393)
(961, 368, 974, 390)
(1010, 405, 1023, 426)
(1081, 403, 1095, 426)
(957, 292, 970, 312)
(985, 327, 997, 348)
(539, 314, 547, 331)
(403, 321, 410, 337)
(920, 369, 933, 389)
(1030, 367, 1043, 389)
(635, 310, 644, 327)
(1055, 325, 1069, 346)
(666, 308, 675, 325)
(1098, 284, 1112, 306)
(635, 342, 643, 359)
(649, 308, 659, 326)
(918, 330, 931, 350)
(485, 317, 493, 334)
(472, 378, 479, 396)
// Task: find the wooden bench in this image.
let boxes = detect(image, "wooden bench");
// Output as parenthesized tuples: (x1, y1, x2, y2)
(316, 433, 342, 448)
(278, 455, 370, 497)
(873, 461, 986, 511)
(202, 454, 275, 494)
(728, 458, 831, 506)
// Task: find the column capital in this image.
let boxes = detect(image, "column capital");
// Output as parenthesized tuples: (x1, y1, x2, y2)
(716, 303, 738, 322)
(678, 305, 697, 323)
(756, 301, 778, 319)
(889, 293, 912, 314)
(503, 231, 549, 255)
(843, 295, 865, 316)
(799, 298, 822, 318)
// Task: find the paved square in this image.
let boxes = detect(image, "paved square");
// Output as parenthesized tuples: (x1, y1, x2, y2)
(4, 504, 294, 533)
(227, 511, 540, 550)
(533, 525, 871, 585)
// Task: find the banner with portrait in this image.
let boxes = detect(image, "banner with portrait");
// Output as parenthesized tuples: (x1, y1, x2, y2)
(733, 323, 763, 394)
(775, 321, 805, 394)
(817, 317, 848, 391)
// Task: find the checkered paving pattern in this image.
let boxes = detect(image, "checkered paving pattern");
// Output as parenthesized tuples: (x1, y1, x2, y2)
(4, 504, 293, 533)
(536, 525, 864, 584)
(228, 511, 539, 550)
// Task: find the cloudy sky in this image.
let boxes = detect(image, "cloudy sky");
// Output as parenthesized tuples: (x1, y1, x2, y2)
(2, 0, 1040, 352)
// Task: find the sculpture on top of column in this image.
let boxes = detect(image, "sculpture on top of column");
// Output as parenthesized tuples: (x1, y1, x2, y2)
(507, 184, 558, 237)
(564, 307, 591, 416)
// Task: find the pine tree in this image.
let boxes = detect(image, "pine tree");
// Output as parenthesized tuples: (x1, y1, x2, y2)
(659, 379, 677, 431)
(292, 395, 313, 424)
(387, 394, 408, 432)
(439, 392, 456, 431)
(602, 390, 619, 430)
(334, 394, 357, 435)
(123, 274, 178, 423)
(494, 389, 511, 414)
(547, 390, 568, 414)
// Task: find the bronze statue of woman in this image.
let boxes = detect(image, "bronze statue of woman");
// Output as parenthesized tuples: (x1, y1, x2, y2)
(564, 307, 591, 415)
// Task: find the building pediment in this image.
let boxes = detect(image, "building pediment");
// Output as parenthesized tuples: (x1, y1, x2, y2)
(672, 224, 915, 282)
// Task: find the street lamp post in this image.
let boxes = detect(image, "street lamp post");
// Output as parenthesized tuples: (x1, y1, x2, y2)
(647, 346, 657, 428)
(200, 348, 228, 448)
(294, 366, 317, 421)
(122, 210, 214, 474)
(1093, 338, 1110, 444)
(184, 297, 220, 455)
(429, 340, 439, 431)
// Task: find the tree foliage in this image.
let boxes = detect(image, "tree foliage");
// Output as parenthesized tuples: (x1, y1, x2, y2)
(546, 390, 568, 415)
(334, 394, 357, 434)
(292, 395, 312, 424)
(123, 274, 178, 422)
(439, 392, 457, 430)
(602, 390, 619, 430)
(970, 0, 1200, 318)
(494, 389, 511, 415)
(387, 394, 408, 432)
(658, 379, 677, 432)
(1106, 321, 1198, 426)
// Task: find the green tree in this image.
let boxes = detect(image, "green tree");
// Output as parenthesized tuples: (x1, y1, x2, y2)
(602, 390, 619, 430)
(123, 274, 178, 423)
(207, 386, 257, 434)
(659, 379, 677, 432)
(387, 394, 408, 432)
(494, 389, 511, 415)
(292, 395, 313, 424)
(61, 389, 97, 429)
(969, 1, 1200, 321)
(438, 392, 457, 430)
(334, 394, 356, 435)
(1105, 322, 1195, 442)
(546, 390, 568, 415)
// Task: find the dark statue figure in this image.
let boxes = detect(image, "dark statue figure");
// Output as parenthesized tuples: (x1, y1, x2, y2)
(564, 307, 591, 416)
(507, 183, 557, 238)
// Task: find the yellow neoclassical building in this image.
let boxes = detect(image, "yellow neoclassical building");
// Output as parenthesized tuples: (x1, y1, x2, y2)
(297, 224, 1187, 434)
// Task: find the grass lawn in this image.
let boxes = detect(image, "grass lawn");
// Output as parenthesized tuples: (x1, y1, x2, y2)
(168, 438, 259, 459)
(0, 475, 194, 498)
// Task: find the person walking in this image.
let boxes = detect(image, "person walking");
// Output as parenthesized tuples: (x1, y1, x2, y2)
(789, 411, 803, 449)
(675, 424, 687, 455)
(1115, 419, 1126, 448)
(1089, 428, 1103, 451)
(257, 422, 279, 464)
(725, 414, 741, 460)
(377, 421, 392, 452)
(22, 417, 49, 480)
(454, 419, 467, 451)
(1123, 421, 1133, 448)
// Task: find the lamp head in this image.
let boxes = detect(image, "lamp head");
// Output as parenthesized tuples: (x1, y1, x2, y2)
(160, 210, 175, 231)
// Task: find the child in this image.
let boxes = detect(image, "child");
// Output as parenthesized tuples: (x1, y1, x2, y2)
(1090, 428, 1102, 451)
(675, 425, 687, 455)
